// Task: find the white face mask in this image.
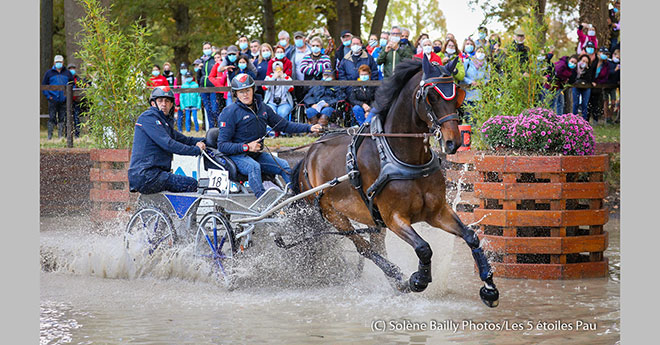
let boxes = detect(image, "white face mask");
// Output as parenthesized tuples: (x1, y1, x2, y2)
(476, 52, 486, 60)
(390, 36, 400, 43)
(587, 30, 596, 36)
(422, 45, 433, 54)
(445, 48, 456, 55)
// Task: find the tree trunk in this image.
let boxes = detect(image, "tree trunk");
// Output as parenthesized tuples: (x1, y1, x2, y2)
(350, 0, 364, 39)
(534, 0, 547, 46)
(262, 0, 275, 44)
(64, 0, 85, 68)
(579, 0, 609, 49)
(369, 0, 389, 37)
(41, 0, 53, 115)
(172, 2, 190, 66)
(333, 0, 351, 41)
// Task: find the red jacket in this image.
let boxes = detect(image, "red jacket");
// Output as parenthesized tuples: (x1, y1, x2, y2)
(208, 64, 229, 99)
(267, 57, 293, 78)
(148, 75, 168, 88)
(413, 52, 444, 65)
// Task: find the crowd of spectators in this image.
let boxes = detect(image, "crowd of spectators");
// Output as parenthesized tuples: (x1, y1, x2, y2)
(42, 0, 621, 138)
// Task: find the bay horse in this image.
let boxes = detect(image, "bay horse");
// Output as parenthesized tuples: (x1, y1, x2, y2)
(290, 55, 499, 307)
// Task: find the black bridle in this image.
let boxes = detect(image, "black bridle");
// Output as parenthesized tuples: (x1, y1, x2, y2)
(414, 75, 461, 138)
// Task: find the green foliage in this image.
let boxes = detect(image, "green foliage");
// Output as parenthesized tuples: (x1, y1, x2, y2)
(462, 11, 552, 149)
(75, 0, 154, 149)
(383, 0, 447, 38)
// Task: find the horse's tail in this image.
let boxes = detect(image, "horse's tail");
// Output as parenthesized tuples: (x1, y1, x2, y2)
(290, 157, 305, 195)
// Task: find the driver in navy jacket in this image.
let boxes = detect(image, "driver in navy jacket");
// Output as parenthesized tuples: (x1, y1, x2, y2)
(217, 73, 322, 197)
(128, 87, 206, 194)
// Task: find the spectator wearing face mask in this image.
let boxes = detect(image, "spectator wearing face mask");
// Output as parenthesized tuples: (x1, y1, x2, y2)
(277, 30, 295, 61)
(348, 65, 377, 125)
(414, 38, 444, 65)
(376, 26, 414, 78)
(544, 55, 578, 115)
(607, 16, 620, 53)
(335, 30, 354, 68)
(370, 31, 390, 80)
(198, 42, 219, 128)
(291, 31, 312, 102)
(263, 60, 295, 121)
(175, 63, 189, 130)
(66, 63, 82, 137)
(475, 26, 489, 49)
(267, 45, 293, 78)
(148, 64, 169, 87)
(208, 52, 229, 113)
(577, 23, 599, 55)
(300, 37, 332, 81)
(509, 28, 530, 65)
(463, 46, 490, 125)
(438, 38, 465, 83)
(162, 62, 175, 87)
(338, 36, 379, 82)
(179, 72, 201, 132)
(237, 35, 250, 56)
(254, 43, 273, 81)
(302, 68, 346, 126)
(487, 34, 501, 57)
(366, 34, 379, 55)
(462, 38, 477, 60)
(399, 28, 413, 50)
(572, 54, 594, 119)
(249, 39, 261, 62)
(217, 46, 257, 106)
(42, 55, 74, 140)
(414, 33, 430, 55)
(605, 49, 620, 123)
(432, 39, 443, 54)
(587, 47, 610, 124)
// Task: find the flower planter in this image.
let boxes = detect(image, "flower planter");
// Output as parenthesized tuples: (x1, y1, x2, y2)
(444, 150, 480, 225)
(473, 154, 610, 279)
(89, 149, 135, 223)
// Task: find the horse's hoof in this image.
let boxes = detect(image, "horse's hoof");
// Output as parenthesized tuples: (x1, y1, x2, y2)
(409, 271, 430, 293)
(479, 286, 499, 308)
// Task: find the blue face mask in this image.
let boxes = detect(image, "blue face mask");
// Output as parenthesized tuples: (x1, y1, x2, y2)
(194, 67, 200, 72)
(586, 47, 594, 55)
(180, 69, 188, 75)
(238, 62, 247, 70)
(343, 40, 351, 46)
(203, 49, 212, 56)
(465, 44, 474, 53)
(400, 38, 409, 45)
(600, 54, 608, 60)
(186, 77, 193, 83)
(275, 52, 285, 60)
(295, 39, 304, 48)
(152, 70, 160, 76)
(359, 75, 369, 81)
(279, 39, 288, 47)
(239, 42, 248, 50)
(55, 62, 63, 69)
(379, 38, 387, 47)
(262, 51, 271, 59)
(311, 46, 321, 54)
(69, 69, 76, 75)
(228, 54, 237, 63)
(613, 8, 618, 13)
(479, 32, 487, 39)
(568, 62, 577, 69)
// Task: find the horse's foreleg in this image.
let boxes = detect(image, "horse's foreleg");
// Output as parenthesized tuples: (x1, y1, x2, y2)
(369, 230, 388, 258)
(428, 205, 500, 308)
(387, 213, 434, 293)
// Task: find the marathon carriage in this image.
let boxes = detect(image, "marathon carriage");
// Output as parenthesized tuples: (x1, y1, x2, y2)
(125, 128, 363, 287)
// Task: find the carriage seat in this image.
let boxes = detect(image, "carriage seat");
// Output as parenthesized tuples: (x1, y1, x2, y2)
(203, 128, 276, 184)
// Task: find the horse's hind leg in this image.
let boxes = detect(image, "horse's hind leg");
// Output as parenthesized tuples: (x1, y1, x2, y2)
(428, 205, 500, 308)
(322, 208, 407, 290)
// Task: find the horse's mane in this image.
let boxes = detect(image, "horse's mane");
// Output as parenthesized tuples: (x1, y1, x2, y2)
(374, 58, 422, 120)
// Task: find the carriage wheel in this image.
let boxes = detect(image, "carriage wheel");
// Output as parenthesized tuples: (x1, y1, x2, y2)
(194, 212, 237, 287)
(125, 207, 176, 255)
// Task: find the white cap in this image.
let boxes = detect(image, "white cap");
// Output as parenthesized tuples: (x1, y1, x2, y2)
(54, 55, 64, 62)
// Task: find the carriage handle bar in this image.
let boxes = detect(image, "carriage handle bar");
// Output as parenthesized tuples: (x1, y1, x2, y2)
(199, 149, 350, 224)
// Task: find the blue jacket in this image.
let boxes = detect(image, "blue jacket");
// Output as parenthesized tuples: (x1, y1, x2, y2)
(128, 106, 203, 192)
(217, 94, 311, 155)
(42, 66, 73, 103)
(337, 50, 379, 81)
(254, 58, 269, 80)
(198, 55, 216, 87)
(302, 85, 346, 108)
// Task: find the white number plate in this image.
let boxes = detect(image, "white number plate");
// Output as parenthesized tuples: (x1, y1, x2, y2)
(207, 169, 230, 194)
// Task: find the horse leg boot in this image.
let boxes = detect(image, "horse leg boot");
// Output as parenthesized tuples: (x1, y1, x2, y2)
(429, 207, 499, 307)
(388, 213, 433, 293)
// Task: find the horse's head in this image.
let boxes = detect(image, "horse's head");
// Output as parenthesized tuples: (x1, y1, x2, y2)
(415, 55, 465, 154)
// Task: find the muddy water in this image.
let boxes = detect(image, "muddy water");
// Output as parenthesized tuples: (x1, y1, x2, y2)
(40, 214, 620, 344)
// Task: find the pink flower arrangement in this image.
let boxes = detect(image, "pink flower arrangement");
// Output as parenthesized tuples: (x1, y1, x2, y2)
(480, 108, 595, 155)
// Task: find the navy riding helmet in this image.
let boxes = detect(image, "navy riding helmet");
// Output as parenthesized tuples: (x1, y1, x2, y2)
(149, 86, 175, 104)
(230, 73, 255, 92)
